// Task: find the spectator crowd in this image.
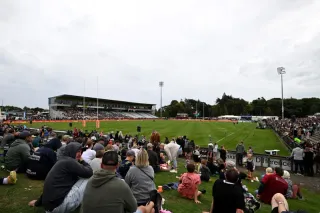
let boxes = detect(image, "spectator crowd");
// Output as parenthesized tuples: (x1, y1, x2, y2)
(0, 121, 314, 213)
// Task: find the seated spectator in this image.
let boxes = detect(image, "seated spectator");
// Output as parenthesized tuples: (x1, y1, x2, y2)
(82, 151, 156, 213)
(200, 159, 211, 182)
(261, 167, 273, 180)
(0, 128, 16, 159)
(118, 150, 135, 178)
(125, 149, 156, 206)
(146, 143, 160, 173)
(206, 157, 219, 175)
(56, 135, 71, 161)
(257, 167, 288, 204)
(192, 145, 201, 172)
(81, 139, 96, 163)
(282, 171, 303, 200)
(28, 142, 93, 213)
(26, 138, 61, 180)
(131, 144, 140, 157)
(209, 169, 245, 213)
(92, 139, 105, 152)
(5, 131, 32, 173)
(32, 133, 41, 149)
(89, 150, 105, 173)
(270, 193, 307, 213)
(178, 163, 205, 204)
(0, 171, 17, 185)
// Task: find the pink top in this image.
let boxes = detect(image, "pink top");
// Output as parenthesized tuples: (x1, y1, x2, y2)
(178, 172, 201, 199)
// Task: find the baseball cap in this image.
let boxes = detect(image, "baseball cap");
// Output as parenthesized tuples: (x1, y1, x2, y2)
(19, 131, 31, 139)
(102, 151, 119, 166)
(147, 143, 153, 148)
(126, 150, 135, 157)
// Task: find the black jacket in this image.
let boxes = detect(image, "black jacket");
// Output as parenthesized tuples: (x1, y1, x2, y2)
(26, 138, 61, 180)
(35, 142, 93, 211)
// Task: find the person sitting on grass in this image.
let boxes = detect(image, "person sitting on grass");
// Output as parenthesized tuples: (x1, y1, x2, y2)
(261, 167, 273, 180)
(146, 143, 160, 173)
(193, 145, 201, 172)
(118, 150, 135, 179)
(28, 142, 93, 213)
(26, 138, 61, 180)
(5, 131, 33, 173)
(89, 149, 105, 173)
(257, 167, 288, 204)
(270, 193, 307, 213)
(208, 168, 246, 213)
(200, 159, 211, 182)
(206, 157, 219, 175)
(82, 151, 156, 213)
(0, 171, 17, 185)
(125, 149, 156, 206)
(282, 171, 303, 200)
(178, 163, 205, 204)
(81, 138, 96, 164)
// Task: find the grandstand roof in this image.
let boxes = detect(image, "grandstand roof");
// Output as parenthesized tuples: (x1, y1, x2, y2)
(49, 94, 155, 106)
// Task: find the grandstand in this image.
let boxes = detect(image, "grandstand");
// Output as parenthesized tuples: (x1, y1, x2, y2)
(48, 94, 158, 120)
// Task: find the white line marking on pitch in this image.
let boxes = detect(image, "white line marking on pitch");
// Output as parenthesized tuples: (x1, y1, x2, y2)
(216, 132, 235, 143)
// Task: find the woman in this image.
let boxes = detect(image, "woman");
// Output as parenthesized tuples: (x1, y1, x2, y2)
(125, 149, 156, 206)
(282, 171, 303, 199)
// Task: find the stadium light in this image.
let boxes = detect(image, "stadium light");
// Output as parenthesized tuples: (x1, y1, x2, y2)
(277, 67, 286, 120)
(159, 81, 164, 118)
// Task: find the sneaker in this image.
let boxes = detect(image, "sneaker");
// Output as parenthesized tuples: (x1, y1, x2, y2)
(255, 177, 259, 182)
(7, 171, 17, 184)
(170, 169, 177, 173)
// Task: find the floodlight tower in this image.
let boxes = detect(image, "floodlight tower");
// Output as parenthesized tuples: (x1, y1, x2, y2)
(159, 81, 164, 118)
(277, 67, 286, 120)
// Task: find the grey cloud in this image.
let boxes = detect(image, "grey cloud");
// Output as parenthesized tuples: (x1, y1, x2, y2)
(1, 0, 320, 108)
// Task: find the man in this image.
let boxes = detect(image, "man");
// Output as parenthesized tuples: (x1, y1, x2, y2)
(210, 169, 245, 213)
(146, 143, 160, 172)
(26, 138, 61, 180)
(56, 135, 71, 161)
(92, 139, 105, 152)
(28, 142, 93, 213)
(235, 141, 245, 166)
(118, 150, 135, 178)
(82, 150, 155, 213)
(291, 146, 304, 175)
(5, 131, 32, 172)
(164, 139, 180, 173)
(257, 167, 288, 204)
(89, 149, 105, 173)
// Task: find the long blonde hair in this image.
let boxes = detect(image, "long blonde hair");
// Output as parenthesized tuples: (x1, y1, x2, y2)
(135, 149, 149, 168)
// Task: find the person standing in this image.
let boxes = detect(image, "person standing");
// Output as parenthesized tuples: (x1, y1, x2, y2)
(291, 146, 304, 175)
(164, 139, 180, 173)
(304, 144, 314, 177)
(235, 141, 245, 166)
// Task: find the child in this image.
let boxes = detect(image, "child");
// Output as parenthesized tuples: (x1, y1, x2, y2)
(246, 154, 257, 182)
(178, 163, 205, 204)
(200, 159, 211, 182)
(192, 145, 201, 172)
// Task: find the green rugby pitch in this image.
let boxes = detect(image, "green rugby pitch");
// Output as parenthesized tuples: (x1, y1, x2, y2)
(26, 120, 289, 156)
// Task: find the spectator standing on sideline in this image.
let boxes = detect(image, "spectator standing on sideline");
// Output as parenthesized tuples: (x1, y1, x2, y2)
(304, 143, 314, 177)
(291, 146, 304, 175)
(236, 141, 245, 166)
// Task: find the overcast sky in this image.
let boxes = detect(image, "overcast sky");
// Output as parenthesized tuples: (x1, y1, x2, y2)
(1, 0, 320, 108)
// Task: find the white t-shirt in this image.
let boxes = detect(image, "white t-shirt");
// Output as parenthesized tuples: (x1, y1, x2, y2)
(81, 148, 96, 164)
(89, 158, 102, 172)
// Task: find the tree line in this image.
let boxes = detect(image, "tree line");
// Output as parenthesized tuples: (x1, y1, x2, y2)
(156, 93, 320, 118)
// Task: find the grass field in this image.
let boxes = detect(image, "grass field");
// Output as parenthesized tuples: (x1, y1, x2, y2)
(1, 160, 320, 213)
(26, 120, 289, 156)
